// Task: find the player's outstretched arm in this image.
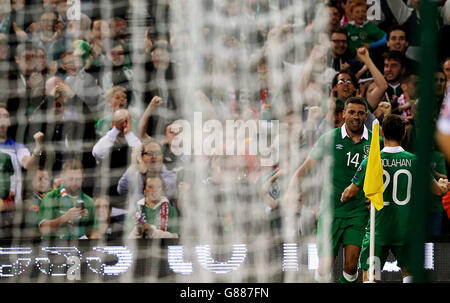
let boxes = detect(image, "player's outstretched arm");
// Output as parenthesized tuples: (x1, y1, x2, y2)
(341, 183, 362, 203)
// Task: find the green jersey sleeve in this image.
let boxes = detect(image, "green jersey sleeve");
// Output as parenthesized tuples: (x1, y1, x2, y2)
(37, 190, 58, 226)
(309, 130, 332, 161)
(367, 22, 386, 41)
(352, 157, 368, 188)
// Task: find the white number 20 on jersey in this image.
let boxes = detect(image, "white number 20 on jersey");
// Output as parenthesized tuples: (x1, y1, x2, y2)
(382, 169, 412, 206)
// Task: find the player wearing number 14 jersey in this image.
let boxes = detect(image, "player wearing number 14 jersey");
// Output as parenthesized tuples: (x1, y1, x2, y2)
(341, 114, 449, 282)
(285, 97, 379, 283)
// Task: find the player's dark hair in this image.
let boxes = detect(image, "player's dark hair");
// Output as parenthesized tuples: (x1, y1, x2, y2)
(382, 114, 405, 143)
(344, 96, 368, 112)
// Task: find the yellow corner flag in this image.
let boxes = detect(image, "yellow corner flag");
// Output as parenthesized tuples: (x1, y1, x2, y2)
(363, 122, 384, 211)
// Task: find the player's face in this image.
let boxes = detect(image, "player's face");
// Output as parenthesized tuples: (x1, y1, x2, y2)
(387, 30, 408, 52)
(62, 169, 83, 196)
(344, 103, 367, 134)
(144, 178, 163, 203)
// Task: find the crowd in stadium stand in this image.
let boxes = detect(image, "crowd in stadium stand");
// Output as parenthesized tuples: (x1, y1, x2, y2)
(0, 0, 449, 243)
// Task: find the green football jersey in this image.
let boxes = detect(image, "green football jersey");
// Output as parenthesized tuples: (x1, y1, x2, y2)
(352, 146, 416, 245)
(310, 125, 375, 218)
(37, 187, 98, 240)
(343, 21, 385, 55)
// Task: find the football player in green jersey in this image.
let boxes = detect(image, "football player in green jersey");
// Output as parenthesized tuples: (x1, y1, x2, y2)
(285, 97, 374, 283)
(341, 114, 449, 282)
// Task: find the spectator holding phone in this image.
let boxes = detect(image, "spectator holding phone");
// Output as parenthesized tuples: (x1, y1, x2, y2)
(37, 159, 97, 240)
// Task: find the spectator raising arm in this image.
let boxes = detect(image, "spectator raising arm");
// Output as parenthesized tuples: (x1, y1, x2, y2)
(22, 132, 45, 170)
(137, 96, 163, 140)
(355, 47, 388, 110)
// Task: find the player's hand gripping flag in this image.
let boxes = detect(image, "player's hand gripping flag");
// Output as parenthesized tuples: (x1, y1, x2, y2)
(363, 122, 384, 211)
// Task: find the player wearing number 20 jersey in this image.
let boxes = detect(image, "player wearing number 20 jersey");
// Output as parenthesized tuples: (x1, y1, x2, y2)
(352, 146, 416, 246)
(342, 114, 448, 281)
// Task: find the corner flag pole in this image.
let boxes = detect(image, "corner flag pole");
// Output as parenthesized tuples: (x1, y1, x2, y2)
(369, 202, 376, 282)
(363, 120, 384, 283)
